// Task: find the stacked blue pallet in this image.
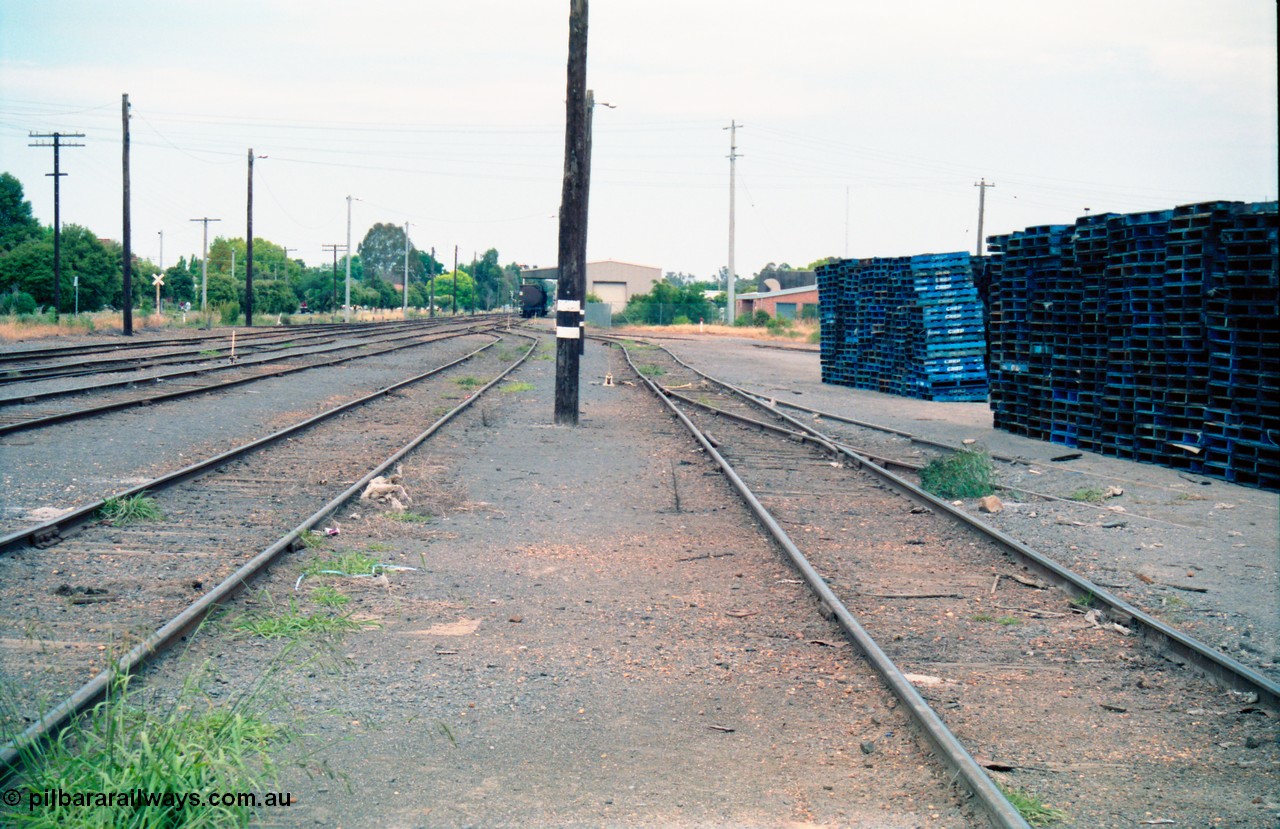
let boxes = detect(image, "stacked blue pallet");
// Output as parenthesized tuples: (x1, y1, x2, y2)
(984, 200, 1279, 490)
(985, 225, 1072, 439)
(817, 253, 987, 401)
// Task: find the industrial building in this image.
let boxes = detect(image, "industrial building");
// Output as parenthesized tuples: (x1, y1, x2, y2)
(520, 260, 662, 312)
(735, 284, 820, 320)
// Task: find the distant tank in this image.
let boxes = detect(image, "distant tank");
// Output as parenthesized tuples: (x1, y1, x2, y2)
(520, 281, 550, 318)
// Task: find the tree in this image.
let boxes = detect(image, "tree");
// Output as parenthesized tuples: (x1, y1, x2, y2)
(430, 270, 476, 312)
(359, 222, 423, 287)
(617, 281, 712, 326)
(0, 173, 41, 252)
(0, 224, 118, 311)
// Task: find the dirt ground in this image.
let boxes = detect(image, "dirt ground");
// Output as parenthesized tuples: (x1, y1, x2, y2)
(36, 327, 1278, 827)
(144, 336, 980, 828)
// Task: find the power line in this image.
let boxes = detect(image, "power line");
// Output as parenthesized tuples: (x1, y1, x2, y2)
(28, 130, 85, 317)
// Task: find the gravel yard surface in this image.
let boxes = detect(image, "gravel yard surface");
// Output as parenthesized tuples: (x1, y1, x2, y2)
(657, 335, 1280, 683)
(6, 325, 1277, 827)
(0, 333, 493, 535)
(143, 336, 979, 828)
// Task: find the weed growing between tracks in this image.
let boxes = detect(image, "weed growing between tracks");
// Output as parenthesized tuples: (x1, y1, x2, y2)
(1, 670, 284, 829)
(918, 448, 995, 499)
(233, 594, 378, 642)
(996, 781, 1067, 826)
(98, 494, 163, 526)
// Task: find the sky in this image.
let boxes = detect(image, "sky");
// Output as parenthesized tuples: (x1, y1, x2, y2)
(1, 0, 1276, 282)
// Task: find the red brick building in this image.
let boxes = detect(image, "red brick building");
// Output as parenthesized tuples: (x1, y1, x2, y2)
(735, 284, 820, 320)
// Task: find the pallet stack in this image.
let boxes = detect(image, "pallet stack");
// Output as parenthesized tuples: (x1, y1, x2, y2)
(985, 200, 1278, 488)
(817, 252, 987, 401)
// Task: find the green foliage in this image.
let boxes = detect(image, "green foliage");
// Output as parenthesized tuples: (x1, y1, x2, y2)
(234, 600, 373, 640)
(99, 494, 163, 526)
(308, 585, 350, 609)
(616, 280, 712, 326)
(430, 269, 477, 312)
(0, 224, 119, 313)
(358, 223, 422, 288)
(0, 172, 41, 252)
(2, 673, 279, 828)
(752, 309, 771, 327)
(0, 286, 37, 315)
(997, 782, 1067, 826)
(501, 381, 534, 393)
(253, 279, 299, 315)
(218, 301, 243, 326)
(918, 449, 995, 498)
(302, 551, 380, 579)
(637, 364, 666, 377)
(1066, 487, 1107, 504)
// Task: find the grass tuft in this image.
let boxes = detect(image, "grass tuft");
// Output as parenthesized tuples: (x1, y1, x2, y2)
(997, 781, 1067, 826)
(302, 551, 380, 579)
(234, 599, 375, 640)
(454, 376, 483, 390)
(919, 449, 995, 499)
(637, 364, 666, 377)
(99, 494, 163, 526)
(390, 511, 433, 524)
(1066, 487, 1107, 504)
(2, 673, 280, 828)
(308, 585, 351, 609)
(501, 381, 534, 393)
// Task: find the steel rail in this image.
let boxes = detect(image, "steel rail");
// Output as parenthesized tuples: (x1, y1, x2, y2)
(0, 331, 539, 778)
(616, 340, 1031, 829)
(0, 318, 487, 406)
(631, 337, 1280, 707)
(0, 332, 503, 556)
(0, 323, 496, 436)
(0, 320, 394, 365)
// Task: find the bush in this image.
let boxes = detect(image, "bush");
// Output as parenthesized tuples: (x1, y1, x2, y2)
(752, 309, 771, 327)
(0, 288, 37, 315)
(919, 449, 995, 498)
(672, 314, 691, 325)
(218, 301, 243, 326)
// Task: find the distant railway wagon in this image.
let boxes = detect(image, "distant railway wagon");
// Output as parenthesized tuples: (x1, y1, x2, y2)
(520, 281, 550, 318)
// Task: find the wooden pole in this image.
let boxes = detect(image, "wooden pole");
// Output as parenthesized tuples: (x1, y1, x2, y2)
(554, 0, 589, 425)
(246, 149, 255, 326)
(121, 94, 133, 336)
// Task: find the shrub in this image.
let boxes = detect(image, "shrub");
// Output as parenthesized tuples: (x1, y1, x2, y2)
(0, 288, 37, 316)
(919, 449, 995, 498)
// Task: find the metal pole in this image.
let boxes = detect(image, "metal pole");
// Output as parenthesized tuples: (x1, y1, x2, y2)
(725, 119, 741, 326)
(122, 94, 133, 336)
(246, 149, 255, 326)
(974, 178, 995, 257)
(429, 246, 436, 317)
(452, 245, 458, 315)
(403, 222, 410, 314)
(345, 196, 354, 323)
(158, 230, 164, 312)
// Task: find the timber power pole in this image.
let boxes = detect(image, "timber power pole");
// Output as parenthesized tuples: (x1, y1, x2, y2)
(554, 0, 589, 426)
(322, 243, 345, 313)
(974, 178, 995, 257)
(725, 120, 742, 325)
(246, 149, 255, 326)
(429, 246, 436, 317)
(190, 218, 220, 324)
(122, 94, 133, 336)
(452, 245, 459, 315)
(29, 130, 85, 319)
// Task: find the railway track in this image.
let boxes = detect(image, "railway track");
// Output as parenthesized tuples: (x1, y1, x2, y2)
(0, 320, 435, 385)
(611, 336, 1279, 828)
(0, 317, 502, 435)
(0, 330, 537, 774)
